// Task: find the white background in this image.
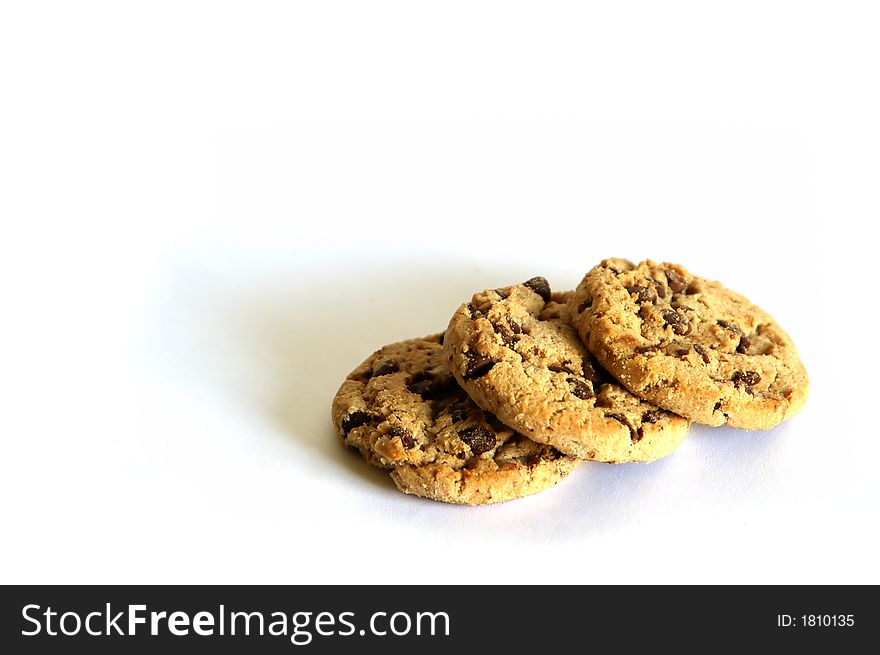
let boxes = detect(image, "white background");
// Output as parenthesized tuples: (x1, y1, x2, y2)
(2, 1, 878, 584)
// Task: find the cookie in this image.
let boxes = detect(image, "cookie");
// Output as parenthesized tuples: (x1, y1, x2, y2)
(568, 259, 809, 429)
(443, 278, 690, 463)
(331, 334, 578, 505)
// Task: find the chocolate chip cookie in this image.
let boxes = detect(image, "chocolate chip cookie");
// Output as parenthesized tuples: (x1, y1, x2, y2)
(568, 259, 809, 429)
(331, 334, 578, 505)
(443, 279, 690, 463)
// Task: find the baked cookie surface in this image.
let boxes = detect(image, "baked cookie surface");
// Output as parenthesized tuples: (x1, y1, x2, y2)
(568, 259, 809, 429)
(444, 279, 690, 462)
(331, 334, 577, 505)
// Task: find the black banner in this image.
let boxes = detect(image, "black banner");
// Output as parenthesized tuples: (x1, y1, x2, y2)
(1, 585, 875, 653)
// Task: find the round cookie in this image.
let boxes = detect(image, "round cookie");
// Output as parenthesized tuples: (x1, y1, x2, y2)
(568, 259, 809, 429)
(443, 278, 690, 463)
(331, 334, 578, 505)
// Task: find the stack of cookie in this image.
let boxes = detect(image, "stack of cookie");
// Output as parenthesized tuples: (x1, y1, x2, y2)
(331, 259, 809, 505)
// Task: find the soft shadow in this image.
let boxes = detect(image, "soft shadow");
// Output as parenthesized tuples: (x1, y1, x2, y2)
(214, 256, 525, 493)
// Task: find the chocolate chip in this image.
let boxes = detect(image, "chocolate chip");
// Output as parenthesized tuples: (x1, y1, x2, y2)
(581, 357, 609, 385)
(568, 377, 594, 400)
(577, 298, 592, 313)
(641, 410, 663, 424)
(494, 287, 512, 299)
(500, 332, 516, 349)
(523, 276, 551, 302)
(372, 359, 399, 377)
(352, 368, 373, 382)
(660, 309, 678, 323)
(655, 284, 667, 299)
(635, 416, 658, 440)
(637, 411, 664, 441)
(463, 352, 497, 380)
(661, 309, 691, 335)
(458, 425, 496, 455)
(606, 413, 637, 441)
(493, 316, 522, 348)
(406, 375, 434, 397)
(664, 269, 687, 293)
(466, 302, 482, 319)
(685, 281, 701, 295)
(635, 344, 658, 354)
(694, 344, 711, 364)
(387, 426, 415, 449)
(407, 373, 453, 399)
(675, 347, 690, 356)
(717, 320, 742, 336)
(713, 401, 722, 412)
(549, 362, 575, 374)
(625, 285, 656, 303)
(493, 321, 517, 348)
(524, 444, 560, 465)
(732, 370, 761, 388)
(736, 336, 751, 354)
(341, 410, 374, 436)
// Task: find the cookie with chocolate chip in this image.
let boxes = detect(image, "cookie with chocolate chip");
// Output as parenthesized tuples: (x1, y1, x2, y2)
(331, 334, 578, 505)
(444, 279, 690, 462)
(568, 259, 809, 429)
